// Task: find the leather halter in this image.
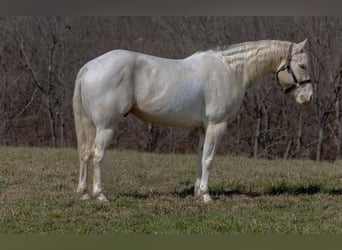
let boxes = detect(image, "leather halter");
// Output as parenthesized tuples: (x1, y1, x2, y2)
(276, 43, 311, 94)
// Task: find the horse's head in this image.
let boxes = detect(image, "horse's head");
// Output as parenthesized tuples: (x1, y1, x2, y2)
(276, 39, 313, 104)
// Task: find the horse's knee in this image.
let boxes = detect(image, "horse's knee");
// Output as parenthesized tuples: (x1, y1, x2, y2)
(80, 150, 92, 164)
(93, 147, 105, 165)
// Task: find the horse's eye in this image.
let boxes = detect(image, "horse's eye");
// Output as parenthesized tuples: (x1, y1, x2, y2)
(299, 64, 305, 70)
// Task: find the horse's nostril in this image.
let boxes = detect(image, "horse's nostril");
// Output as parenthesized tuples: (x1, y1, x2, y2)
(309, 95, 313, 103)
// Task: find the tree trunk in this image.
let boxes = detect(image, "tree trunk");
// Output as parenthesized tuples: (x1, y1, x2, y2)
(334, 72, 342, 159)
(284, 139, 292, 160)
(316, 124, 324, 161)
(295, 108, 303, 157)
(59, 110, 65, 147)
(253, 115, 261, 158)
(253, 94, 261, 158)
(147, 123, 159, 152)
(46, 99, 57, 147)
(263, 106, 270, 157)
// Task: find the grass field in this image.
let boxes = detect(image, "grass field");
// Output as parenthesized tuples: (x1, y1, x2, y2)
(0, 146, 341, 234)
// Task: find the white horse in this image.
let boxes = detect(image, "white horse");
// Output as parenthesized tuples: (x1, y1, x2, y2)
(73, 39, 313, 203)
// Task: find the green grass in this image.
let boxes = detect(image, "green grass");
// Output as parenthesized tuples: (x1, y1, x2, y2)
(0, 147, 342, 233)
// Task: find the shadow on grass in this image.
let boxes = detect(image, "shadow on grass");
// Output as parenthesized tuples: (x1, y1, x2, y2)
(118, 183, 342, 200)
(328, 189, 342, 195)
(117, 187, 261, 200)
(172, 187, 261, 198)
(264, 182, 342, 196)
(173, 183, 342, 198)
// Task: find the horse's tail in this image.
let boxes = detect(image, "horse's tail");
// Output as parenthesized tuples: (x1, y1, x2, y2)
(73, 67, 96, 158)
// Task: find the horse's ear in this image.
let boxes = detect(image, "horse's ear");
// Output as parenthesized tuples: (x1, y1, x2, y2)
(295, 39, 308, 53)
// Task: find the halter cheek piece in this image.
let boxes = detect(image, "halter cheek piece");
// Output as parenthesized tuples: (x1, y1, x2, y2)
(276, 43, 312, 94)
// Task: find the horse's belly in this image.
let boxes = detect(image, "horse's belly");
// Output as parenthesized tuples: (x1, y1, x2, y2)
(130, 107, 204, 128)
(131, 80, 206, 128)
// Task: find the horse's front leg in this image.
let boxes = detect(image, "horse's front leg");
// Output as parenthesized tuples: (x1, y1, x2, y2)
(198, 122, 227, 203)
(195, 129, 205, 197)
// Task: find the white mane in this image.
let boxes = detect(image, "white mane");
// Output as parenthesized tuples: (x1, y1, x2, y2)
(216, 40, 290, 87)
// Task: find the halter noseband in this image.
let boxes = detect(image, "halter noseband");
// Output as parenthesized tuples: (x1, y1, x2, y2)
(276, 43, 311, 94)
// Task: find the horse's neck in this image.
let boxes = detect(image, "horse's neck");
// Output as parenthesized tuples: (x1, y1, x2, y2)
(220, 40, 289, 89)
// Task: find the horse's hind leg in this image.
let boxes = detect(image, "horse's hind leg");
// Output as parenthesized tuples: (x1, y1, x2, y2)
(92, 127, 115, 202)
(76, 118, 95, 200)
(77, 148, 92, 200)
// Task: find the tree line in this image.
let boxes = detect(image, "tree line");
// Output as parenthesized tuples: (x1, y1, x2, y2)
(0, 16, 341, 160)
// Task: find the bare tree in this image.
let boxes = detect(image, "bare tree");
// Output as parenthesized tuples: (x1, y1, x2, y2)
(1, 16, 341, 160)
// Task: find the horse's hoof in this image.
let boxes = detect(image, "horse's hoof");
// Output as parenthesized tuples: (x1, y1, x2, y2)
(203, 194, 213, 203)
(77, 185, 87, 194)
(96, 193, 109, 203)
(81, 193, 91, 200)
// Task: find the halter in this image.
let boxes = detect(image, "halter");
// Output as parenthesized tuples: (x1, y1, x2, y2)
(276, 43, 311, 94)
